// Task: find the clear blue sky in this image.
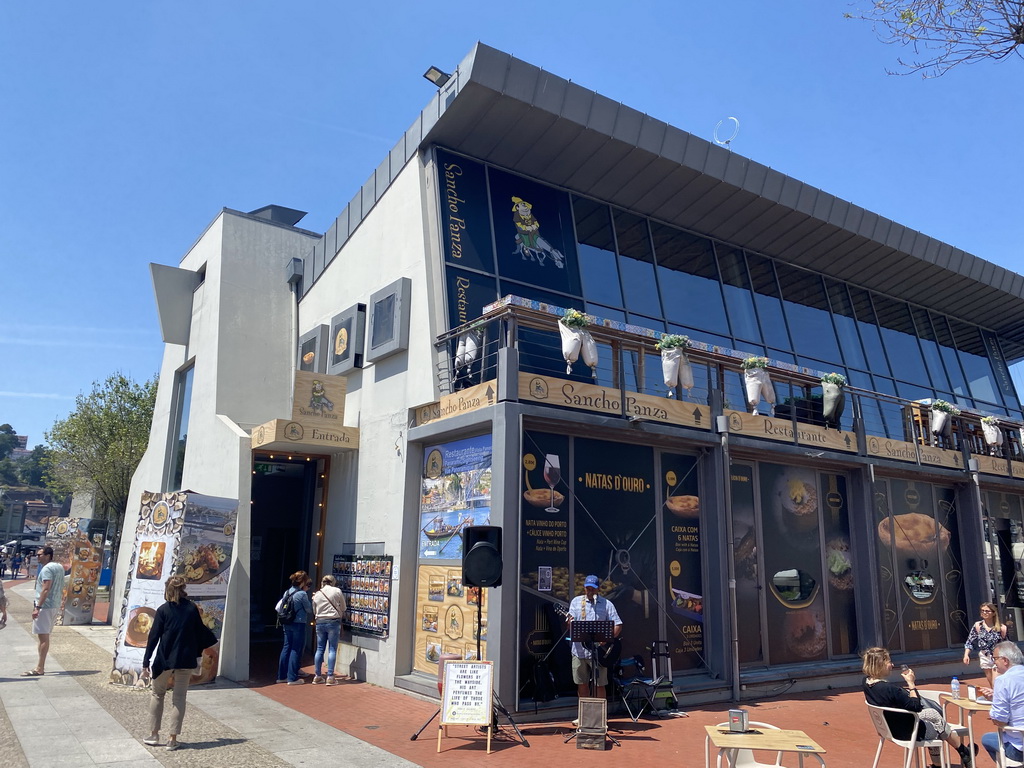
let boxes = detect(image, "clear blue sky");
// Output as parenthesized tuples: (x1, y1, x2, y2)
(1, 1, 1020, 447)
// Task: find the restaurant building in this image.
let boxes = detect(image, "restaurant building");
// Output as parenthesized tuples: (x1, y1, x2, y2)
(118, 43, 1024, 708)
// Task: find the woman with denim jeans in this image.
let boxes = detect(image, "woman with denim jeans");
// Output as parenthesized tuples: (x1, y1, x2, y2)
(277, 571, 312, 685)
(311, 574, 347, 685)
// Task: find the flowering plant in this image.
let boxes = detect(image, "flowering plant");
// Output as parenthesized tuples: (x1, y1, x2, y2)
(740, 356, 770, 370)
(931, 399, 961, 415)
(560, 308, 589, 329)
(656, 334, 691, 351)
(821, 372, 847, 386)
(982, 415, 1000, 426)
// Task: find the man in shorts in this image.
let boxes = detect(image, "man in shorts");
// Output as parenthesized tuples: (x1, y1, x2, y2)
(24, 546, 65, 676)
(566, 574, 622, 724)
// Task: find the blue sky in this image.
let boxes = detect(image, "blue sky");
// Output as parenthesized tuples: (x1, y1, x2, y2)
(1, 1, 1020, 447)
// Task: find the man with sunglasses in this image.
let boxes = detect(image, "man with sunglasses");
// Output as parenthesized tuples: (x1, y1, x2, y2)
(980, 641, 1024, 765)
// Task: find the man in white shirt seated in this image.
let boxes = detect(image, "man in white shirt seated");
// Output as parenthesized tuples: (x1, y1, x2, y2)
(981, 641, 1024, 765)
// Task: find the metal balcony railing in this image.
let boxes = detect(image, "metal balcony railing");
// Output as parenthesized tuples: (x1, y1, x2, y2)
(433, 296, 1024, 467)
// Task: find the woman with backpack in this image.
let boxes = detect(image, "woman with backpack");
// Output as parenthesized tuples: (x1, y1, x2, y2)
(277, 571, 312, 685)
(311, 574, 347, 685)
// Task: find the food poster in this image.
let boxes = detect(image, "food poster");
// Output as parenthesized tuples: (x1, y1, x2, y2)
(878, 479, 949, 651)
(873, 480, 904, 650)
(112, 491, 187, 686)
(518, 431, 574, 702)
(332, 554, 393, 639)
(936, 487, 968, 644)
(413, 563, 487, 675)
(111, 492, 236, 687)
(820, 473, 857, 656)
(176, 493, 237, 684)
(661, 453, 704, 671)
(46, 517, 105, 625)
(572, 437, 658, 669)
(730, 464, 762, 664)
(758, 462, 827, 665)
(419, 434, 493, 561)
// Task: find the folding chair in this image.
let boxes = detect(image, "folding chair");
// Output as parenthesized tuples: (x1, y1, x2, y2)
(616, 655, 664, 722)
(704, 721, 783, 768)
(866, 702, 963, 768)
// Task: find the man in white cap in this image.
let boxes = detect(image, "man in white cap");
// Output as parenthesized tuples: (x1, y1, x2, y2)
(566, 574, 622, 716)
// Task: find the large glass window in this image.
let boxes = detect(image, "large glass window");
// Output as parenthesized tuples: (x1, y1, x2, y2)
(748, 254, 791, 350)
(651, 223, 729, 336)
(573, 197, 622, 308)
(776, 264, 842, 365)
(931, 314, 971, 402)
(849, 289, 892, 377)
(167, 364, 194, 492)
(873, 295, 930, 386)
(950, 319, 1002, 405)
(613, 209, 661, 315)
(717, 246, 761, 343)
(911, 307, 952, 393)
(825, 279, 867, 371)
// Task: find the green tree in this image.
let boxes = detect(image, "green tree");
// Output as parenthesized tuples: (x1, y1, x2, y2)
(0, 424, 18, 461)
(846, 0, 1024, 76)
(19, 445, 50, 487)
(44, 373, 157, 575)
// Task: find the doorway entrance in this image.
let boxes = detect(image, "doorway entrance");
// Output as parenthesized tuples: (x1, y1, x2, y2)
(249, 455, 325, 663)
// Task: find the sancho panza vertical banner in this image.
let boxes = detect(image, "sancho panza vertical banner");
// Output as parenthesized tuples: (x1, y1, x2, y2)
(435, 149, 493, 273)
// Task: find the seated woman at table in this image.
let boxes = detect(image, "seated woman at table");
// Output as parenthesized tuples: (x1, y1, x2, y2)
(862, 647, 974, 768)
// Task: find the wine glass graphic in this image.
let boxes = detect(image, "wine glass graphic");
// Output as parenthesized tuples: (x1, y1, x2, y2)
(543, 454, 561, 513)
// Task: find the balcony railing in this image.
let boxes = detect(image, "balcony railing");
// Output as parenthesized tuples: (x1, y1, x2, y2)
(433, 296, 1024, 469)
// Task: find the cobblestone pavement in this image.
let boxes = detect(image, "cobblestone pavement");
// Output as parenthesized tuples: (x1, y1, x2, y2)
(0, 580, 416, 768)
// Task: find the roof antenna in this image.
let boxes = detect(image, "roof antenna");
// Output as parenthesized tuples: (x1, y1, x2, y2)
(713, 117, 740, 151)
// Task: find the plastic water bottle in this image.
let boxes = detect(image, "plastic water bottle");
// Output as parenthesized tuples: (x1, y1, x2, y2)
(951, 676, 961, 699)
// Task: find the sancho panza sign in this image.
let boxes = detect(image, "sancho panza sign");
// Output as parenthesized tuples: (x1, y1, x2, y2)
(250, 371, 358, 452)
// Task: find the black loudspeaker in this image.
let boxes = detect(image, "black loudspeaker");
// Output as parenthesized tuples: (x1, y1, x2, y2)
(463, 525, 502, 587)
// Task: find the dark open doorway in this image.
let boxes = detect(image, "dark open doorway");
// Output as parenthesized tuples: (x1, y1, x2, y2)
(249, 454, 324, 675)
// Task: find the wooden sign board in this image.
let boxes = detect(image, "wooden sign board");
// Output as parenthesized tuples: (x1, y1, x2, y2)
(414, 380, 497, 427)
(975, 454, 1010, 477)
(866, 436, 920, 464)
(724, 410, 856, 453)
(519, 374, 711, 429)
(251, 418, 359, 452)
(292, 370, 347, 424)
(917, 444, 964, 470)
(1011, 461, 1024, 480)
(439, 660, 494, 754)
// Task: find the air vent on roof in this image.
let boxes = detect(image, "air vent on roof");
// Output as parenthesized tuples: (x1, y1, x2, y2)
(248, 205, 307, 227)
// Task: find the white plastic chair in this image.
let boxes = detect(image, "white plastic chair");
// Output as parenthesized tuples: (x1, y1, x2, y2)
(704, 721, 783, 768)
(866, 702, 956, 768)
(996, 725, 1024, 768)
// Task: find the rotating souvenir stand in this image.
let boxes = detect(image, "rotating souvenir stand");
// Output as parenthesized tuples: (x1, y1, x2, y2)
(564, 618, 619, 747)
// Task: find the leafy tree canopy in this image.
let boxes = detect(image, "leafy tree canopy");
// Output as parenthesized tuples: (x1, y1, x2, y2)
(846, 0, 1024, 76)
(44, 373, 157, 548)
(0, 424, 18, 461)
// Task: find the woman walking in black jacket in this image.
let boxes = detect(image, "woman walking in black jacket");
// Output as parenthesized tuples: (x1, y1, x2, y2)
(142, 575, 217, 751)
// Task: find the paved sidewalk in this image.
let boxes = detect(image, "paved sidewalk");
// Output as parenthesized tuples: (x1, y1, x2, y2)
(0, 580, 416, 768)
(0, 575, 998, 767)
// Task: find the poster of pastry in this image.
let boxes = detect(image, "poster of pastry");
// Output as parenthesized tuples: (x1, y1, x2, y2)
(111, 492, 237, 687)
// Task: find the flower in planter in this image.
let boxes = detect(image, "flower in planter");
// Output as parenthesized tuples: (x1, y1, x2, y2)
(560, 308, 589, 329)
(658, 335, 693, 396)
(740, 357, 775, 415)
(656, 334, 690, 351)
(740, 356, 770, 370)
(820, 373, 847, 429)
(558, 308, 598, 376)
(820, 372, 847, 386)
(929, 399, 960, 441)
(981, 415, 1004, 454)
(931, 399, 961, 415)
(982, 416, 1000, 426)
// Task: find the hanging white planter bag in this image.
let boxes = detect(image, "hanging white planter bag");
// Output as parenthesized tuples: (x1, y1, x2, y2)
(558, 322, 583, 374)
(677, 354, 694, 390)
(982, 422, 1003, 448)
(744, 369, 764, 414)
(662, 347, 682, 390)
(580, 329, 599, 377)
(931, 410, 949, 437)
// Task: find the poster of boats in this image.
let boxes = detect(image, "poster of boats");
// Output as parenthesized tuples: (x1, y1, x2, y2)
(419, 434, 492, 560)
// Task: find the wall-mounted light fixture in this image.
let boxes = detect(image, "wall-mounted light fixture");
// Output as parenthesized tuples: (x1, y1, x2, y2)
(423, 66, 451, 87)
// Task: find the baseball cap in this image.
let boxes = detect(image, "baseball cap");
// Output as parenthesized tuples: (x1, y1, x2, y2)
(584, 574, 600, 589)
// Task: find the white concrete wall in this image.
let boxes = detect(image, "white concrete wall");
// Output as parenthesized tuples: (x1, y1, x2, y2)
(117, 210, 317, 681)
(299, 157, 439, 685)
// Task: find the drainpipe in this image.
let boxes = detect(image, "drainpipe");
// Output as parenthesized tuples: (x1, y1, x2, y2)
(714, 390, 741, 701)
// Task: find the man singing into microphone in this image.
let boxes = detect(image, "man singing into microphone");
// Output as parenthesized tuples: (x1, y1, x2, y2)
(566, 574, 623, 713)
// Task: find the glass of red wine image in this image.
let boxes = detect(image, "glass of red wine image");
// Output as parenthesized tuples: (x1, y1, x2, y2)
(543, 454, 561, 513)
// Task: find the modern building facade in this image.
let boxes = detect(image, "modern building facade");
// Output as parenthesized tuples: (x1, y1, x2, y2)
(118, 43, 1024, 709)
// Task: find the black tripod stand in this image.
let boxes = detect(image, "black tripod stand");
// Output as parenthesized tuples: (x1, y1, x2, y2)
(563, 618, 619, 746)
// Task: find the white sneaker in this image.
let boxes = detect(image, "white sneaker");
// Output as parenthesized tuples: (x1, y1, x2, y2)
(312, 675, 325, 684)
(571, 718, 579, 727)
(287, 678, 305, 685)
